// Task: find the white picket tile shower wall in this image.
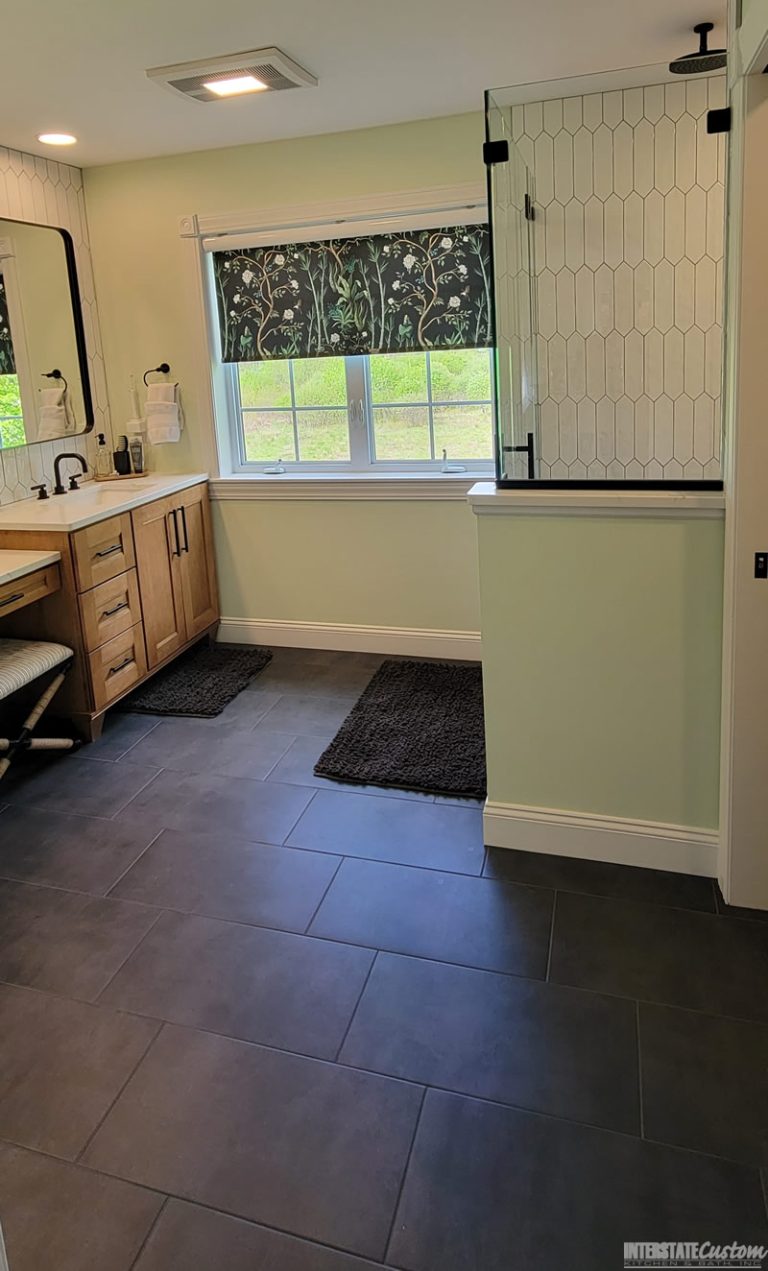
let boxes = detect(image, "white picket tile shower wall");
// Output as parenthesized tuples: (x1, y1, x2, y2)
(0, 146, 110, 503)
(509, 78, 725, 480)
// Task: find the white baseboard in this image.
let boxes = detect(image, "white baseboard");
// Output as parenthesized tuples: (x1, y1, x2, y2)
(217, 617, 481, 660)
(484, 800, 718, 877)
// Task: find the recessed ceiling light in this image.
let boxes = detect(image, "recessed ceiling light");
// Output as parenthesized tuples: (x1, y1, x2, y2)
(203, 74, 267, 97)
(37, 132, 77, 146)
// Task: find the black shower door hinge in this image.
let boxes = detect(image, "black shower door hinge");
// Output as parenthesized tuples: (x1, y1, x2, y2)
(707, 107, 731, 133)
(483, 139, 509, 166)
(503, 431, 536, 480)
(524, 192, 535, 221)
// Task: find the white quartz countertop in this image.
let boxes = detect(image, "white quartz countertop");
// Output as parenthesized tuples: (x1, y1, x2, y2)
(0, 473, 209, 532)
(0, 549, 61, 585)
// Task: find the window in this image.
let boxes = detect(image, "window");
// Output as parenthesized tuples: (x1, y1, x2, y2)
(0, 374, 24, 449)
(230, 347, 494, 473)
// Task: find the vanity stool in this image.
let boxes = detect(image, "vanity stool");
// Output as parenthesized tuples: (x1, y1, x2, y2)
(0, 639, 81, 780)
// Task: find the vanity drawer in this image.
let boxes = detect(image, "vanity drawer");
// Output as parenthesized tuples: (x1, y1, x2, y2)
(73, 515, 135, 592)
(79, 569, 140, 651)
(0, 564, 61, 618)
(88, 622, 147, 710)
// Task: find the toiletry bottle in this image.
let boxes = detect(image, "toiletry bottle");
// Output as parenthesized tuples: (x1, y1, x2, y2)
(95, 433, 112, 477)
(129, 434, 145, 474)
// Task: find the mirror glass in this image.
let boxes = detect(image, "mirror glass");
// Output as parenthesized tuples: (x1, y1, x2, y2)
(0, 217, 93, 449)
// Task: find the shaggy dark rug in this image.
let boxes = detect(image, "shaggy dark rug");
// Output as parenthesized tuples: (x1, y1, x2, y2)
(314, 658, 486, 798)
(122, 643, 272, 718)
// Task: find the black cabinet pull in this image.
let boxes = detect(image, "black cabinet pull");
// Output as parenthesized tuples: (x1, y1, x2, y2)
(102, 599, 129, 619)
(94, 543, 122, 559)
(169, 510, 181, 557)
(180, 505, 189, 553)
(107, 654, 133, 678)
(0, 591, 24, 609)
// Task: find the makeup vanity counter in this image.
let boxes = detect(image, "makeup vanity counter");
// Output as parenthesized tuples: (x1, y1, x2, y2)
(0, 474, 219, 738)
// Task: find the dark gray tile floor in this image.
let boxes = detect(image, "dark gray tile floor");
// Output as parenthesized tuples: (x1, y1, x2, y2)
(0, 646, 765, 1271)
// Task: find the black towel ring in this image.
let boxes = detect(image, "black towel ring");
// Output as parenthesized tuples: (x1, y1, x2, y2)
(143, 362, 171, 386)
(43, 368, 68, 391)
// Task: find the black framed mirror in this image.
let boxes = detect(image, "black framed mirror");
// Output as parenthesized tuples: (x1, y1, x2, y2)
(0, 217, 93, 450)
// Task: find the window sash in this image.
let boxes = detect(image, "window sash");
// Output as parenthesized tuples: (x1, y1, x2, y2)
(227, 351, 495, 474)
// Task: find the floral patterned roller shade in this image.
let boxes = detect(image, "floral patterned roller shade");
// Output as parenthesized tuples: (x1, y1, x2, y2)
(0, 275, 16, 376)
(213, 223, 492, 362)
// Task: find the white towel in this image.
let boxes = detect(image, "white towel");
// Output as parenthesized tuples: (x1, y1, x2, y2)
(145, 382, 183, 444)
(37, 386, 76, 441)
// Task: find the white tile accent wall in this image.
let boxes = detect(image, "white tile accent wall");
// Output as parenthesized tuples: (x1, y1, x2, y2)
(511, 79, 725, 480)
(0, 146, 110, 503)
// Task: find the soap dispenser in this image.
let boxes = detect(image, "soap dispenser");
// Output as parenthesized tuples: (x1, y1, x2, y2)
(94, 433, 112, 478)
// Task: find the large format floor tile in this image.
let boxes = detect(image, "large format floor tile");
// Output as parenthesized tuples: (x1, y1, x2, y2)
(1, 756, 159, 819)
(265, 733, 433, 801)
(0, 806, 156, 894)
(73, 711, 161, 763)
(340, 953, 639, 1132)
(0, 879, 159, 999)
(389, 1090, 768, 1271)
(639, 1002, 768, 1166)
(258, 694, 360, 736)
(0, 1142, 163, 1271)
(110, 828, 341, 930)
(119, 718, 297, 780)
(135, 1199, 388, 1271)
(84, 1024, 424, 1260)
(310, 858, 553, 976)
(115, 769, 314, 844)
(549, 890, 768, 1020)
(0, 984, 158, 1158)
(288, 790, 484, 873)
(484, 846, 717, 912)
(101, 910, 375, 1059)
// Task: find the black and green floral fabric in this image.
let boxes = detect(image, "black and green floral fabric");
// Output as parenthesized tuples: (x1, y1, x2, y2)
(0, 275, 16, 376)
(213, 224, 491, 362)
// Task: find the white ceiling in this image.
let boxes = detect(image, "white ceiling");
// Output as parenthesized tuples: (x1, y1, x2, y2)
(3, 0, 727, 167)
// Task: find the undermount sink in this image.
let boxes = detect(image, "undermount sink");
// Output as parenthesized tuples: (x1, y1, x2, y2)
(0, 473, 209, 533)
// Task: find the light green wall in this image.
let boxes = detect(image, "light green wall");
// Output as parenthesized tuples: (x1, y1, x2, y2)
(477, 513, 724, 827)
(214, 500, 480, 630)
(83, 113, 484, 631)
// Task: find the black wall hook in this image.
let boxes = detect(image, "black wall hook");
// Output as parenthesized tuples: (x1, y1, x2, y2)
(143, 362, 171, 386)
(43, 368, 68, 391)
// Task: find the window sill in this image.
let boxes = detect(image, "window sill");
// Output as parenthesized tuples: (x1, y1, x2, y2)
(209, 473, 489, 502)
(467, 481, 726, 518)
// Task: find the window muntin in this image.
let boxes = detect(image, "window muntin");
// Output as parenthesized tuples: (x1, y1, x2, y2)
(232, 348, 494, 472)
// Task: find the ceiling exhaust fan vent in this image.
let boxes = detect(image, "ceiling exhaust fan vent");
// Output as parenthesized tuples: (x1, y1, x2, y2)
(146, 47, 317, 102)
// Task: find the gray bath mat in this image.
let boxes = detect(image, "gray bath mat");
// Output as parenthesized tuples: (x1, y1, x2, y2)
(315, 659, 486, 798)
(123, 643, 272, 718)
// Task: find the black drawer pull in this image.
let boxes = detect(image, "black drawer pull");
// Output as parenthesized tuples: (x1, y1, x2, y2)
(106, 654, 133, 678)
(0, 591, 24, 609)
(102, 599, 129, 619)
(94, 543, 122, 559)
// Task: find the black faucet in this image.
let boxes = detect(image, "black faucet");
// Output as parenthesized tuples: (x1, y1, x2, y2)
(53, 452, 88, 495)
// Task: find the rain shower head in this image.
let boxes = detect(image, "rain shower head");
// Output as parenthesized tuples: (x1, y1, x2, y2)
(669, 22, 727, 74)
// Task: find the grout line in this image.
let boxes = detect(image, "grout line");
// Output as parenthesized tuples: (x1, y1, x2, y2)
(114, 719, 163, 763)
(127, 1194, 169, 1271)
(333, 950, 378, 1063)
(256, 733, 302, 782)
(74, 1020, 165, 1164)
(635, 1000, 645, 1139)
(383, 1085, 428, 1264)
(107, 767, 164, 822)
(279, 787, 319, 845)
(302, 855, 344, 935)
(544, 891, 558, 982)
(104, 829, 165, 898)
(93, 908, 166, 1004)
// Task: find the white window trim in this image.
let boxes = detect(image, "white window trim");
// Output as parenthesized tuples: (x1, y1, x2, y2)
(181, 182, 495, 493)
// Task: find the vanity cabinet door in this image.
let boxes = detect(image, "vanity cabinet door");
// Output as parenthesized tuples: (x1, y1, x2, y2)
(175, 484, 219, 640)
(132, 494, 186, 669)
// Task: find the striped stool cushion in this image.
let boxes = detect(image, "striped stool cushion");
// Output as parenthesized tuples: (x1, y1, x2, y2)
(0, 639, 73, 700)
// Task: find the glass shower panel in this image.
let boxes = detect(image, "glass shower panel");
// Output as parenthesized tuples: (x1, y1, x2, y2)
(485, 91, 538, 481)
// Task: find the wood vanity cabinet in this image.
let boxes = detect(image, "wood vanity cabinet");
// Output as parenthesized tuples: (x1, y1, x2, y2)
(132, 482, 218, 669)
(0, 480, 219, 739)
